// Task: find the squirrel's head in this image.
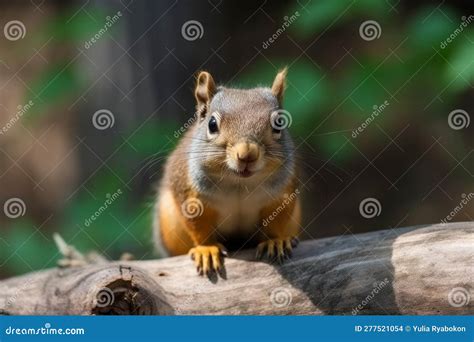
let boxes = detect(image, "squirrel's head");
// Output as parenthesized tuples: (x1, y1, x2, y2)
(190, 69, 294, 185)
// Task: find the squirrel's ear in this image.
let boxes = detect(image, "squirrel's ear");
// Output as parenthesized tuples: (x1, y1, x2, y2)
(195, 71, 216, 118)
(271, 67, 288, 105)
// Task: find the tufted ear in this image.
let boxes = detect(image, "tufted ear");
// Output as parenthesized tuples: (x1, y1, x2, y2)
(194, 71, 216, 118)
(271, 67, 288, 106)
(272, 67, 288, 105)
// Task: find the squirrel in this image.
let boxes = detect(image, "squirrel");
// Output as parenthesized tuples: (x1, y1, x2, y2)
(153, 68, 301, 275)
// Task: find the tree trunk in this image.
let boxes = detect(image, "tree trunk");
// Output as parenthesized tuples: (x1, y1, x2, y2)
(0, 222, 472, 315)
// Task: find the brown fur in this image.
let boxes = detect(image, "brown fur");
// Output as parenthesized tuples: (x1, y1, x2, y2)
(154, 69, 300, 275)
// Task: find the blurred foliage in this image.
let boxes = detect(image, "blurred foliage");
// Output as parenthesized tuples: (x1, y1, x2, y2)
(238, 2, 473, 160)
(24, 8, 110, 122)
(2, 0, 473, 276)
(294, 0, 389, 37)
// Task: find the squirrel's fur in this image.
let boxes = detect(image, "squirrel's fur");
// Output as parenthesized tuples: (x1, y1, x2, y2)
(154, 69, 301, 275)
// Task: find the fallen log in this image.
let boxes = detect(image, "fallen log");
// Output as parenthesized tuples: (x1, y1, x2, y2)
(0, 222, 472, 315)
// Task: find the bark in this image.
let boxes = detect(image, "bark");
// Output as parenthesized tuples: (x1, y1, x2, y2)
(0, 222, 472, 315)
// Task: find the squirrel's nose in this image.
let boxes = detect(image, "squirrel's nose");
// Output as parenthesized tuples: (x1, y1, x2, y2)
(235, 142, 259, 163)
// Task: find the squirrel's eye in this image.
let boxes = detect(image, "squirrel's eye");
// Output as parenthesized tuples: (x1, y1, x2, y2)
(208, 116, 219, 134)
(270, 111, 284, 138)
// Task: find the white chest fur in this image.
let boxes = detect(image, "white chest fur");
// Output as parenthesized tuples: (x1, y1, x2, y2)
(209, 189, 271, 236)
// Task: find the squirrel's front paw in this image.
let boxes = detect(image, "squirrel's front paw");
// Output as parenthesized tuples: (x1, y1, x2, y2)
(188, 244, 227, 276)
(256, 237, 299, 264)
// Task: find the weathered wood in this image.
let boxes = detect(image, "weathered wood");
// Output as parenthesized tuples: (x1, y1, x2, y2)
(0, 222, 472, 315)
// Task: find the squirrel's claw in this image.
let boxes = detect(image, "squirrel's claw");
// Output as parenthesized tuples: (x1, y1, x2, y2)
(256, 237, 296, 263)
(189, 244, 226, 276)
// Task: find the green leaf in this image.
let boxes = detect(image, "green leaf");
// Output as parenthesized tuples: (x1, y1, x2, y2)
(25, 63, 83, 121)
(443, 31, 474, 93)
(314, 133, 352, 162)
(291, 0, 388, 38)
(126, 123, 179, 157)
(4, 221, 57, 274)
(407, 6, 457, 53)
(41, 7, 113, 42)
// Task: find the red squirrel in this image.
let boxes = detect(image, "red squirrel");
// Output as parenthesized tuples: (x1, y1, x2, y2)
(153, 69, 301, 275)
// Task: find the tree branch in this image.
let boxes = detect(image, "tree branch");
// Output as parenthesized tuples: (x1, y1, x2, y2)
(0, 222, 472, 315)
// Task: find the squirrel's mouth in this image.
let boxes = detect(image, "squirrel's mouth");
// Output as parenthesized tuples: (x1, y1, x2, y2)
(232, 167, 254, 178)
(227, 158, 263, 178)
(238, 168, 253, 178)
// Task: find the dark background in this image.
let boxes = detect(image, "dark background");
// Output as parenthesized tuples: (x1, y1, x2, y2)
(0, 0, 473, 278)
